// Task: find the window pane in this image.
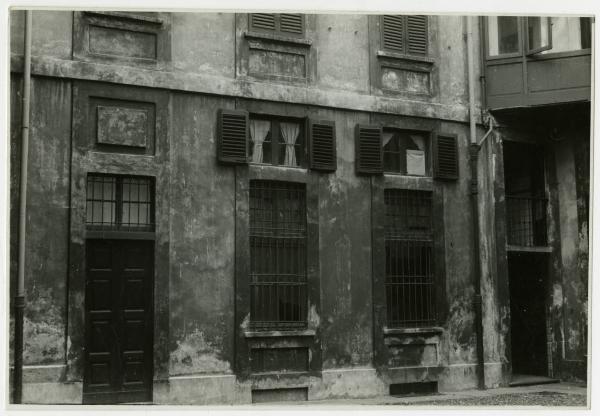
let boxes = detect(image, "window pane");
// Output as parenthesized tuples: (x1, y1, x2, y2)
(122, 178, 152, 229)
(488, 16, 520, 56)
(541, 17, 584, 54)
(527, 17, 551, 52)
(383, 130, 429, 176)
(85, 175, 116, 228)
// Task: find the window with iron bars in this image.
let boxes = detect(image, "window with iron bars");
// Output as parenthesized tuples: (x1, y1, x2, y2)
(249, 180, 307, 330)
(385, 189, 436, 328)
(86, 174, 154, 231)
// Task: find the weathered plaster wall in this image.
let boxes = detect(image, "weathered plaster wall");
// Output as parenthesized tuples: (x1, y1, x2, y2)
(169, 93, 237, 376)
(315, 15, 370, 93)
(10, 10, 72, 58)
(309, 107, 373, 369)
(438, 121, 478, 369)
(555, 136, 588, 379)
(10, 77, 72, 366)
(171, 12, 236, 78)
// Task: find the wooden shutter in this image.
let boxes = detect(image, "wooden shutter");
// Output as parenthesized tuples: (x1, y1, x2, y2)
(308, 119, 336, 172)
(355, 124, 383, 175)
(279, 14, 304, 36)
(433, 133, 458, 180)
(250, 13, 276, 32)
(217, 109, 249, 164)
(382, 15, 405, 52)
(406, 15, 428, 55)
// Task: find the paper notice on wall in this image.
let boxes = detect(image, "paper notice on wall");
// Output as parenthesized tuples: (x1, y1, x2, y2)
(406, 149, 425, 176)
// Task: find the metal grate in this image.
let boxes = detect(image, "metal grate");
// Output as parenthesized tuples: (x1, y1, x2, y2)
(384, 189, 436, 328)
(86, 174, 154, 231)
(249, 180, 307, 329)
(506, 195, 548, 247)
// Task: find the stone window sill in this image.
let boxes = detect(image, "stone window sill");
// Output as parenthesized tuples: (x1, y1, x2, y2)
(83, 11, 164, 26)
(377, 50, 435, 64)
(245, 31, 312, 47)
(383, 326, 444, 336)
(244, 329, 316, 338)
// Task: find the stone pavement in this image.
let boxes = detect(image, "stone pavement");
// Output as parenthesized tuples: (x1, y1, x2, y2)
(255, 382, 588, 408)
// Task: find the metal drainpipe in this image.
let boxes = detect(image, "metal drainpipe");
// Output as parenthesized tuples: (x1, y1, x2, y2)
(13, 9, 33, 405)
(466, 16, 486, 390)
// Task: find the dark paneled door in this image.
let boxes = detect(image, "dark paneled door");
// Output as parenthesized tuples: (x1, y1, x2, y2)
(84, 239, 154, 404)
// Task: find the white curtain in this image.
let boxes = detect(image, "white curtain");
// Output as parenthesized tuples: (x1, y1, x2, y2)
(409, 134, 425, 151)
(382, 132, 395, 148)
(250, 119, 271, 163)
(280, 122, 300, 167)
(407, 134, 426, 175)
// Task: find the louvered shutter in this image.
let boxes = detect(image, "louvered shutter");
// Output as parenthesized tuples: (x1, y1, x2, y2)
(217, 109, 249, 164)
(406, 15, 428, 55)
(279, 14, 304, 36)
(382, 15, 405, 53)
(250, 13, 276, 32)
(434, 133, 458, 180)
(308, 119, 336, 172)
(355, 124, 383, 175)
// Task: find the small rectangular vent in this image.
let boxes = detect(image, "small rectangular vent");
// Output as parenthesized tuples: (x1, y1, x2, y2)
(280, 14, 304, 35)
(217, 109, 248, 164)
(434, 134, 458, 180)
(252, 387, 308, 403)
(309, 120, 336, 172)
(356, 124, 383, 174)
(390, 381, 438, 396)
(250, 13, 276, 31)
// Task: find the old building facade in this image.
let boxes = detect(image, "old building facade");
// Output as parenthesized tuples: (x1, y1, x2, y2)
(8, 11, 591, 404)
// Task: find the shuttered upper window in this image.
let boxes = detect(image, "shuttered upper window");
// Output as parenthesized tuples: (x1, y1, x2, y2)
(381, 15, 428, 56)
(249, 13, 305, 38)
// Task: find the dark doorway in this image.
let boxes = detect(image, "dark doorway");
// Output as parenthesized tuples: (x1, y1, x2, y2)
(508, 251, 548, 376)
(83, 239, 154, 404)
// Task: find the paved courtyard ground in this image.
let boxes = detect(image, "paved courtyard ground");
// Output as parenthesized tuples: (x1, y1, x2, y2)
(266, 382, 588, 408)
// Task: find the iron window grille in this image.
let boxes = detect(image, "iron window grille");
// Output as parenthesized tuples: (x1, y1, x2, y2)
(506, 195, 548, 247)
(384, 189, 436, 328)
(249, 180, 307, 330)
(86, 174, 154, 231)
(248, 116, 307, 168)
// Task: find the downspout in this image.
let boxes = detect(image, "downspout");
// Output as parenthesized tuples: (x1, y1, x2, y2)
(466, 16, 486, 390)
(13, 9, 32, 405)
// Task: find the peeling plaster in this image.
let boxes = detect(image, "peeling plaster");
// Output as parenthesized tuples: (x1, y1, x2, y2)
(170, 329, 231, 375)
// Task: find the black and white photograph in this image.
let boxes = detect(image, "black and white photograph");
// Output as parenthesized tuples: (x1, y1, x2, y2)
(0, 0, 597, 412)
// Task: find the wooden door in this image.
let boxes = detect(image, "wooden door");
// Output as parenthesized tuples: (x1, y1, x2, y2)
(83, 239, 154, 404)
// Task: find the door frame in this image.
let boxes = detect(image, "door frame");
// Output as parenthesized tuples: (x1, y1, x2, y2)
(82, 237, 156, 404)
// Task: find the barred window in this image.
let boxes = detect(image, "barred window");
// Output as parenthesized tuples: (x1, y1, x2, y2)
(86, 174, 154, 231)
(249, 180, 307, 330)
(385, 189, 436, 328)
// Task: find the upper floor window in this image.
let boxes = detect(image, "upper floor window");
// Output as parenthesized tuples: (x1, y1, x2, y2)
(249, 13, 304, 38)
(381, 15, 429, 56)
(383, 129, 431, 176)
(249, 116, 306, 168)
(86, 174, 154, 231)
(487, 16, 592, 58)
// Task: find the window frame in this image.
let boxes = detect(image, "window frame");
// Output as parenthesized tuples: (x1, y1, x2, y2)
(85, 173, 155, 232)
(380, 15, 429, 57)
(484, 16, 524, 60)
(248, 114, 308, 169)
(248, 13, 306, 39)
(525, 16, 553, 56)
(383, 189, 437, 329)
(382, 128, 433, 177)
(248, 180, 308, 330)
